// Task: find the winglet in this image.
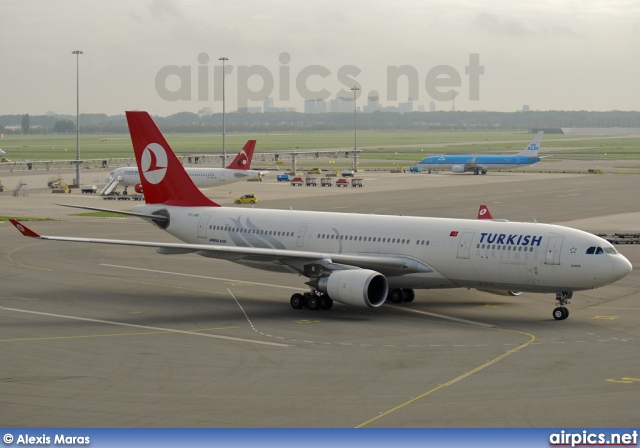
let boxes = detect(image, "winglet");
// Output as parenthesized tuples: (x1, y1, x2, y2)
(9, 219, 42, 238)
(226, 140, 256, 170)
(477, 205, 493, 220)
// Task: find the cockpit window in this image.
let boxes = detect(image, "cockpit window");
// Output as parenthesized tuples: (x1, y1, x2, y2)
(587, 246, 618, 255)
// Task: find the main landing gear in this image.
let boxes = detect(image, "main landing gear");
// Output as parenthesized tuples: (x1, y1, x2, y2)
(553, 291, 573, 320)
(473, 168, 487, 175)
(289, 288, 417, 310)
(387, 288, 416, 304)
(290, 291, 333, 310)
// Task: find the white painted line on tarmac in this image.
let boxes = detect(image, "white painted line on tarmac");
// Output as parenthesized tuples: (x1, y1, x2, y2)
(0, 306, 291, 348)
(390, 306, 497, 328)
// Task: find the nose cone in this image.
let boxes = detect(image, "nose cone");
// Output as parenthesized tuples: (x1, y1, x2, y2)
(613, 255, 633, 280)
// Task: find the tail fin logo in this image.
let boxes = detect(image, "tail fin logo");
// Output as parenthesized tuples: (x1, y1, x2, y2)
(235, 150, 248, 167)
(478, 205, 493, 220)
(141, 143, 168, 185)
(527, 144, 538, 151)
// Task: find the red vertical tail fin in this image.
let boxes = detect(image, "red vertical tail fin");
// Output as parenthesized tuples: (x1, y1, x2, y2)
(226, 140, 256, 170)
(125, 111, 219, 207)
(477, 204, 493, 220)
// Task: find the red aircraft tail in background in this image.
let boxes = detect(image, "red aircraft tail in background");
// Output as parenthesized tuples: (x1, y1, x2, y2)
(226, 140, 257, 170)
(477, 204, 494, 220)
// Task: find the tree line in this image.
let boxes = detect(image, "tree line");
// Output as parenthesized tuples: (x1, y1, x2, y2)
(1, 110, 639, 134)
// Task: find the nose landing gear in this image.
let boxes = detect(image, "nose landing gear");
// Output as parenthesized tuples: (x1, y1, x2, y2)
(553, 291, 572, 320)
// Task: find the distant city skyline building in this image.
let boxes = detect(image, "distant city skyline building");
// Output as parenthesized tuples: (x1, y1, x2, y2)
(363, 92, 381, 113)
(264, 97, 274, 112)
(236, 106, 262, 113)
(330, 96, 353, 113)
(304, 99, 327, 114)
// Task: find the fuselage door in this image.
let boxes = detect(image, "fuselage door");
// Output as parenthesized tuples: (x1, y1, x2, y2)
(197, 214, 211, 239)
(456, 232, 475, 259)
(545, 236, 564, 265)
(296, 225, 308, 248)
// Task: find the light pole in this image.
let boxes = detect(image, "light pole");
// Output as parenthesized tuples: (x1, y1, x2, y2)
(218, 57, 228, 167)
(72, 50, 83, 185)
(350, 86, 360, 172)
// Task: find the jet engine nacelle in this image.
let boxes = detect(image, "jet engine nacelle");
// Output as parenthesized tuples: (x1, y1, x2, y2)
(452, 165, 466, 173)
(477, 289, 522, 297)
(134, 183, 144, 194)
(317, 269, 388, 308)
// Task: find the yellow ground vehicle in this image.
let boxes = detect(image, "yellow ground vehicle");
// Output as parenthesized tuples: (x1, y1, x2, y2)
(307, 167, 322, 174)
(235, 194, 257, 204)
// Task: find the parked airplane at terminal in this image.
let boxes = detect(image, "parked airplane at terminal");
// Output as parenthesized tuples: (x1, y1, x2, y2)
(10, 113, 631, 321)
(418, 132, 543, 175)
(100, 140, 262, 195)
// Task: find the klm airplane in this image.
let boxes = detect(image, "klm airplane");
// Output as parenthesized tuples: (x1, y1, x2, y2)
(418, 131, 543, 175)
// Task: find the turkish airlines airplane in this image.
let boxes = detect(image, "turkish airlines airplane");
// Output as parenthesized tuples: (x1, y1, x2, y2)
(418, 132, 543, 175)
(10, 112, 632, 321)
(101, 140, 263, 195)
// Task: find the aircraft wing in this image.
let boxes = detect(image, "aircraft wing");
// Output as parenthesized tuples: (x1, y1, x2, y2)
(9, 220, 432, 277)
(55, 203, 169, 221)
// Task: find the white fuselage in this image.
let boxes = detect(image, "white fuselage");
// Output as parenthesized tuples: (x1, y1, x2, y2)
(132, 204, 632, 293)
(106, 167, 262, 188)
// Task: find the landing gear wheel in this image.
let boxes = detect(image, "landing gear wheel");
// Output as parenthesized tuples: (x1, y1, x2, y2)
(389, 288, 406, 304)
(481, 170, 487, 175)
(474, 169, 479, 175)
(553, 307, 569, 320)
(553, 307, 565, 320)
(553, 291, 573, 320)
(290, 293, 305, 309)
(307, 295, 321, 310)
(320, 295, 333, 310)
(402, 289, 415, 303)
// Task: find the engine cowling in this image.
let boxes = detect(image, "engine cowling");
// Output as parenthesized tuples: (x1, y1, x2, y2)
(452, 165, 466, 173)
(316, 269, 388, 308)
(477, 289, 522, 297)
(134, 183, 144, 194)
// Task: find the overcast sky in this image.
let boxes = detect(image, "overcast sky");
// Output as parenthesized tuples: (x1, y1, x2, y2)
(2, 0, 638, 116)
